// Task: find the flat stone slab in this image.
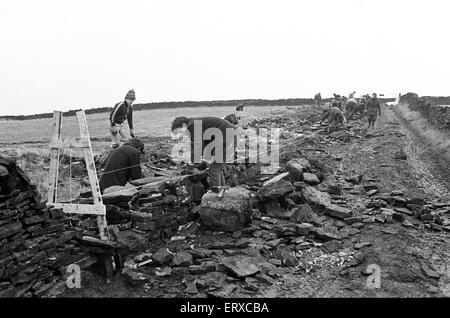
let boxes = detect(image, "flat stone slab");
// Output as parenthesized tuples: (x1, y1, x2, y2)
(258, 181, 295, 201)
(301, 186, 331, 213)
(303, 173, 320, 185)
(324, 204, 352, 220)
(220, 256, 260, 278)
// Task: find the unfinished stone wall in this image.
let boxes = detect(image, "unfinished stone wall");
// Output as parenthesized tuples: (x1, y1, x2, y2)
(0, 157, 85, 297)
(400, 92, 450, 130)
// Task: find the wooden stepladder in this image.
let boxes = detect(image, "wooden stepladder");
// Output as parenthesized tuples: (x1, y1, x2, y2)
(47, 110, 108, 240)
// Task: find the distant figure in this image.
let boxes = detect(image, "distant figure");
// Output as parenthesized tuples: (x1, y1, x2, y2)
(99, 138, 145, 193)
(236, 103, 244, 112)
(171, 116, 236, 188)
(314, 93, 322, 107)
(109, 89, 136, 148)
(365, 93, 381, 128)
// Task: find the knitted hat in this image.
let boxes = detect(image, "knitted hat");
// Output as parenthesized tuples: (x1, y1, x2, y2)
(125, 89, 136, 101)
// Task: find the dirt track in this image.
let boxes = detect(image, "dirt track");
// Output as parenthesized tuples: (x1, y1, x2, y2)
(259, 104, 450, 297)
(56, 103, 449, 298)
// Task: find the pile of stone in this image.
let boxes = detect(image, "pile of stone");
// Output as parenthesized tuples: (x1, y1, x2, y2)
(86, 171, 208, 245)
(195, 156, 357, 241)
(0, 157, 86, 297)
(118, 158, 369, 296)
(365, 190, 450, 232)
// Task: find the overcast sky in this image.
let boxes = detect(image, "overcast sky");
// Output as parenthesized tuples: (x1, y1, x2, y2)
(0, 0, 449, 115)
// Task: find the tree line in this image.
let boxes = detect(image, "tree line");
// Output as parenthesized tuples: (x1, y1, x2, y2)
(0, 97, 398, 121)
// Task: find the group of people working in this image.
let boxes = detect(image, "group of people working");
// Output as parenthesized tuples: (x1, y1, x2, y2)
(99, 89, 382, 194)
(99, 89, 242, 194)
(318, 92, 382, 130)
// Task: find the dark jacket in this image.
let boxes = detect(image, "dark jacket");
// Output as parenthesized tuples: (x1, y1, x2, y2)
(99, 144, 143, 192)
(110, 101, 133, 129)
(365, 98, 381, 116)
(186, 117, 236, 164)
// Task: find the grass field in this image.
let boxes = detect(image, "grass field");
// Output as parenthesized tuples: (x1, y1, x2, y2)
(0, 105, 289, 144)
(0, 105, 295, 201)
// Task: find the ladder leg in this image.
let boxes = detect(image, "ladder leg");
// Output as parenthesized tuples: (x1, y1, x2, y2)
(48, 111, 62, 203)
(76, 110, 109, 240)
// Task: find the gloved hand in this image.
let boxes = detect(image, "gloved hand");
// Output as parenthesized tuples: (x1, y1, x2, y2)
(130, 129, 135, 138)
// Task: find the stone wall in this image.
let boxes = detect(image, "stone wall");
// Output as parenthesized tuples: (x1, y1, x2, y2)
(400, 92, 450, 130)
(0, 157, 85, 297)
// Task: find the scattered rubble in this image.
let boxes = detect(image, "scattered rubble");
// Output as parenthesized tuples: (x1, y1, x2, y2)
(4, 104, 450, 298)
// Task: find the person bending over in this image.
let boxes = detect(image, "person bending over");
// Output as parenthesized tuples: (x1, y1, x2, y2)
(99, 138, 145, 193)
(171, 116, 236, 189)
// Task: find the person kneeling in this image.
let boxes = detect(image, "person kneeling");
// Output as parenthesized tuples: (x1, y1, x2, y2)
(99, 138, 145, 194)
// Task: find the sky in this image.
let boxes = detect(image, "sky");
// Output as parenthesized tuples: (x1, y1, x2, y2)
(0, 0, 449, 115)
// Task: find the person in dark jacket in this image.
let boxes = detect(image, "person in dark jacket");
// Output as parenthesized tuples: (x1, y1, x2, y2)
(347, 98, 366, 120)
(99, 138, 145, 193)
(171, 116, 236, 188)
(109, 89, 136, 148)
(320, 106, 346, 133)
(365, 93, 382, 128)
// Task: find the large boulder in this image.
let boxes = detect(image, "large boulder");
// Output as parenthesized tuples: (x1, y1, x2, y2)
(257, 180, 295, 202)
(286, 158, 310, 181)
(301, 186, 331, 213)
(199, 186, 252, 232)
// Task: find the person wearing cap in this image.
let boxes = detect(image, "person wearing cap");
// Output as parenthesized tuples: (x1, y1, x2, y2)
(109, 89, 136, 148)
(99, 138, 145, 193)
